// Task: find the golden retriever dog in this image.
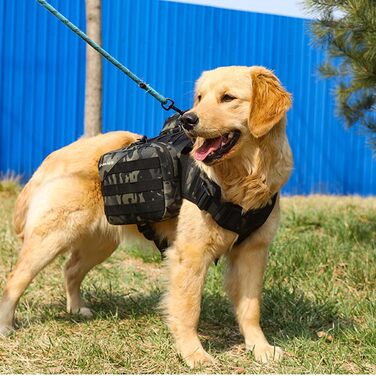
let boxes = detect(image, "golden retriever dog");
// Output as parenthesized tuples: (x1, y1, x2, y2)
(0, 66, 293, 368)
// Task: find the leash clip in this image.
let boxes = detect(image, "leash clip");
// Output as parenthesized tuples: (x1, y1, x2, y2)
(161, 98, 184, 115)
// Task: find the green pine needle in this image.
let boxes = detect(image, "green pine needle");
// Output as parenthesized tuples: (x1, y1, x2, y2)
(304, 0, 376, 149)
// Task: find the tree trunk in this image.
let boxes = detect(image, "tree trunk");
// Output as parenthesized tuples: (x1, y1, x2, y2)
(84, 0, 102, 137)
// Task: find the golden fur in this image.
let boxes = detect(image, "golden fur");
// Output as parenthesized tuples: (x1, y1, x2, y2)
(0, 66, 293, 368)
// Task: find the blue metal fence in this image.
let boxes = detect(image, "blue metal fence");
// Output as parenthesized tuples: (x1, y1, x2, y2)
(0, 0, 375, 194)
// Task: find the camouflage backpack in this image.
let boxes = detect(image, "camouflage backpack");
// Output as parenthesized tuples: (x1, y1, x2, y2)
(98, 114, 192, 226)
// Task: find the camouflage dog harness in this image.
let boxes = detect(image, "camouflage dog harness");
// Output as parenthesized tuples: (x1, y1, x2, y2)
(98, 114, 277, 254)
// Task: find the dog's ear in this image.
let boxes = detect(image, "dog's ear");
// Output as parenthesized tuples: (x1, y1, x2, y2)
(249, 67, 292, 138)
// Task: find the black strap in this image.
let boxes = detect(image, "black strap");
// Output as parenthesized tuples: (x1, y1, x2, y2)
(137, 222, 169, 256)
(102, 178, 163, 196)
(109, 157, 160, 175)
(105, 200, 164, 216)
(234, 193, 278, 244)
(180, 154, 278, 244)
(155, 128, 193, 155)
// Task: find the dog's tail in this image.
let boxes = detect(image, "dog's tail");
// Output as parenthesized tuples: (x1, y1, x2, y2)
(13, 178, 37, 241)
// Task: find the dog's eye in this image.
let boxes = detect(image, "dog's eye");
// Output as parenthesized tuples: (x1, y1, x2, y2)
(196, 95, 202, 103)
(221, 94, 236, 103)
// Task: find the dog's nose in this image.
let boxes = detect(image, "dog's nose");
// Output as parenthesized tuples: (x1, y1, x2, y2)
(180, 112, 199, 131)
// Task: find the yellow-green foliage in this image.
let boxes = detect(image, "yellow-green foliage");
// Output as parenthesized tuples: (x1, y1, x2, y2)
(0, 175, 21, 195)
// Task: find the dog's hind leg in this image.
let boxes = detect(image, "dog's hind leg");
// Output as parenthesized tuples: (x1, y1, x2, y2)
(64, 240, 118, 317)
(0, 232, 68, 336)
(224, 240, 283, 363)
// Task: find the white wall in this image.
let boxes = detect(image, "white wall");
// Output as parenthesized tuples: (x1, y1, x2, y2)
(166, 0, 313, 19)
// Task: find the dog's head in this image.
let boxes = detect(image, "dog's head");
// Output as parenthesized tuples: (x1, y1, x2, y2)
(181, 66, 292, 165)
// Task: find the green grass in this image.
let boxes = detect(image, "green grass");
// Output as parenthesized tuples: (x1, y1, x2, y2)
(0, 191, 375, 373)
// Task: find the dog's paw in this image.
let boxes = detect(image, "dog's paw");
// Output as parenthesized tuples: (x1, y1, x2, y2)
(0, 324, 14, 337)
(77, 307, 93, 318)
(249, 344, 284, 363)
(183, 349, 215, 369)
(70, 307, 93, 318)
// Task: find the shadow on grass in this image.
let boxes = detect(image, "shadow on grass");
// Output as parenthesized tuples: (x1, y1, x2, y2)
(25, 288, 163, 326)
(85, 288, 162, 319)
(200, 286, 354, 352)
(27, 284, 353, 353)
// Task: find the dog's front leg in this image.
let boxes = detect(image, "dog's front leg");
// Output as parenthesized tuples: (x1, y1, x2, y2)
(163, 244, 214, 368)
(225, 237, 283, 363)
(161, 208, 216, 368)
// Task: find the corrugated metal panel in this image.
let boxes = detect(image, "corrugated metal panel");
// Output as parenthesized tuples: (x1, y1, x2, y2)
(0, 0, 375, 195)
(0, 0, 86, 178)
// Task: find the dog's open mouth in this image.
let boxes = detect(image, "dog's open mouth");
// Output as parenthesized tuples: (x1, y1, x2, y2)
(194, 130, 241, 164)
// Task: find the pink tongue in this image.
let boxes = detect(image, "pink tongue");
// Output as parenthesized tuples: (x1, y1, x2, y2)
(194, 136, 222, 161)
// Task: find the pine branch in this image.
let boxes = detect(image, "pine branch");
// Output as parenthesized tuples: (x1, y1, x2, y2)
(304, 0, 376, 150)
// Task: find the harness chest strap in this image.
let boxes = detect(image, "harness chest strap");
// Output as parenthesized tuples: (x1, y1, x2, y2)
(179, 154, 278, 245)
(140, 153, 278, 254)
